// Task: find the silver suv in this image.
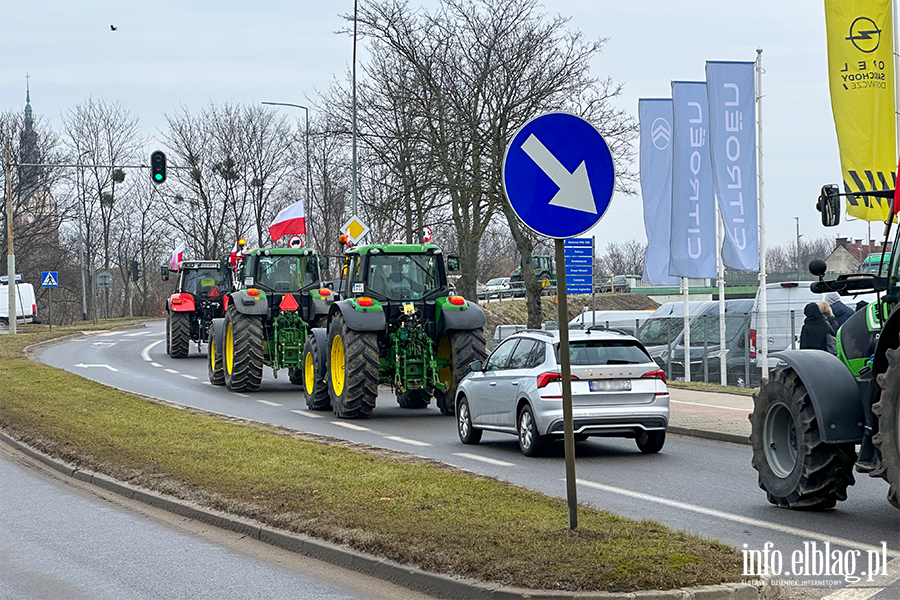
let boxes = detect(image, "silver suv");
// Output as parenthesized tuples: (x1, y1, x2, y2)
(456, 329, 669, 456)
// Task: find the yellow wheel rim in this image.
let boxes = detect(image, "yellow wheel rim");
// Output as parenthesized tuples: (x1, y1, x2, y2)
(210, 337, 216, 371)
(304, 351, 315, 395)
(437, 335, 452, 389)
(225, 322, 234, 375)
(331, 334, 345, 396)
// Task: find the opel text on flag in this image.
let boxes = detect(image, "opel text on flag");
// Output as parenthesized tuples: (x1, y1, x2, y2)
(268, 200, 307, 241)
(638, 99, 680, 285)
(825, 0, 896, 221)
(670, 81, 717, 278)
(169, 243, 185, 271)
(706, 61, 759, 271)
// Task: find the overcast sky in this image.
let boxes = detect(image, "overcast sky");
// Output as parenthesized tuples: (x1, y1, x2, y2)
(0, 0, 885, 251)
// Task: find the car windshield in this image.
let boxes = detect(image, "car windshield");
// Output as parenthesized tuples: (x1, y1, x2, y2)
(688, 316, 748, 345)
(365, 254, 440, 300)
(181, 268, 227, 297)
(637, 318, 680, 346)
(256, 255, 315, 291)
(557, 340, 651, 365)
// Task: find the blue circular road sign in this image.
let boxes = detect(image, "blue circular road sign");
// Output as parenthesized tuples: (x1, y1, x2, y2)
(503, 112, 615, 239)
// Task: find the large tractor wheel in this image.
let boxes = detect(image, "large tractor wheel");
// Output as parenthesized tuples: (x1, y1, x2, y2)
(169, 311, 191, 358)
(223, 307, 264, 392)
(208, 326, 225, 386)
(288, 368, 304, 386)
(302, 333, 330, 410)
(434, 329, 487, 416)
(165, 313, 172, 356)
(874, 348, 900, 509)
(750, 367, 856, 510)
(327, 313, 379, 418)
(397, 390, 430, 409)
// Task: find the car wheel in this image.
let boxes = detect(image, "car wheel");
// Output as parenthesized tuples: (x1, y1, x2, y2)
(517, 405, 546, 456)
(457, 397, 482, 444)
(636, 430, 666, 454)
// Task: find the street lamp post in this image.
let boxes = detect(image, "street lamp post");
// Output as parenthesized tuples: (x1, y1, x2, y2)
(5, 140, 15, 334)
(352, 0, 359, 217)
(77, 150, 89, 320)
(261, 102, 312, 245)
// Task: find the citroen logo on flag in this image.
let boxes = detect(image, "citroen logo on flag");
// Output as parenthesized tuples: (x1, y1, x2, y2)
(651, 117, 671, 150)
(846, 16, 881, 53)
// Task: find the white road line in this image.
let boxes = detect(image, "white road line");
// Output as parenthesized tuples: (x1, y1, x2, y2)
(91, 341, 116, 347)
(290, 410, 323, 419)
(150, 362, 162, 368)
(74, 363, 118, 372)
(234, 393, 249, 398)
(384, 435, 431, 447)
(332, 422, 371, 432)
(452, 453, 516, 467)
(820, 558, 900, 600)
(670, 400, 751, 412)
(822, 588, 885, 600)
(164, 369, 179, 374)
(575, 479, 900, 558)
(123, 331, 152, 337)
(181, 374, 198, 380)
(95, 332, 117, 337)
(257, 400, 282, 407)
(140, 340, 164, 362)
(202, 381, 212, 385)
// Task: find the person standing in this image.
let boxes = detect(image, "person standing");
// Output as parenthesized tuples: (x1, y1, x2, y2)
(825, 292, 854, 327)
(799, 302, 831, 352)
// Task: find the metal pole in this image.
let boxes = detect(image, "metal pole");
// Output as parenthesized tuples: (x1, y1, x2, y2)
(716, 201, 726, 385)
(682, 277, 690, 382)
(756, 48, 769, 383)
(305, 108, 312, 245)
(49, 287, 52, 331)
(351, 0, 359, 216)
(591, 235, 596, 326)
(6, 140, 16, 334)
(795, 216, 801, 281)
(790, 311, 796, 350)
(555, 238, 578, 530)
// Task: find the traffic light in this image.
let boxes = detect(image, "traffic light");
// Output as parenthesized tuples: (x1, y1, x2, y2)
(150, 150, 167, 183)
(131, 260, 142, 282)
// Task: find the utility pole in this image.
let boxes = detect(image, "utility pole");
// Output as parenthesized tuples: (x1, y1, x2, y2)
(351, 0, 359, 216)
(794, 216, 802, 280)
(6, 140, 16, 334)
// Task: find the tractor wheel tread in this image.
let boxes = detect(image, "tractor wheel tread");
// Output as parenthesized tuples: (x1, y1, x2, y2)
(327, 314, 378, 419)
(224, 307, 264, 393)
(397, 389, 431, 409)
(873, 346, 900, 509)
(169, 312, 191, 358)
(434, 329, 487, 415)
(302, 333, 330, 410)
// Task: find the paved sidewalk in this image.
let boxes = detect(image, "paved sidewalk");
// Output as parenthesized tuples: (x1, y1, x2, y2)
(667, 387, 753, 444)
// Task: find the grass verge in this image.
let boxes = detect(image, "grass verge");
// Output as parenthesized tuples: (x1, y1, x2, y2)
(1, 322, 745, 592)
(667, 380, 758, 397)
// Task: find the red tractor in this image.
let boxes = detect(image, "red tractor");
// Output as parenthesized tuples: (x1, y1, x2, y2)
(162, 260, 233, 357)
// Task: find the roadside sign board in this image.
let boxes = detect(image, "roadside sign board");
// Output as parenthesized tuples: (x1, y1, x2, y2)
(564, 238, 593, 294)
(423, 225, 433, 243)
(97, 271, 113, 288)
(341, 216, 370, 244)
(41, 271, 58, 288)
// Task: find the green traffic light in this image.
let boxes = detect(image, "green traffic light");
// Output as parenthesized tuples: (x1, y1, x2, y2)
(154, 174, 163, 181)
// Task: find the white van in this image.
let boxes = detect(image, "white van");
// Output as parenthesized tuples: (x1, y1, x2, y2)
(636, 300, 717, 368)
(0, 281, 37, 325)
(749, 281, 875, 358)
(569, 309, 656, 335)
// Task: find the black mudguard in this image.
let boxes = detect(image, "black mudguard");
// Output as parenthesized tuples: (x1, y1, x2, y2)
(440, 303, 485, 334)
(330, 300, 385, 332)
(210, 318, 225, 349)
(309, 327, 328, 360)
(228, 291, 268, 316)
(771, 350, 866, 443)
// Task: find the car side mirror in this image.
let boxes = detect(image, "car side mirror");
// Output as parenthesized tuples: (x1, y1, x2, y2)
(468, 360, 483, 373)
(447, 254, 460, 273)
(160, 265, 169, 282)
(817, 184, 841, 227)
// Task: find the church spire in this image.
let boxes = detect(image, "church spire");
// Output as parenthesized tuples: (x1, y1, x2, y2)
(24, 73, 33, 124)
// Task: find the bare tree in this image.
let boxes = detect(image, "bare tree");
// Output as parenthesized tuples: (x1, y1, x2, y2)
(595, 240, 646, 280)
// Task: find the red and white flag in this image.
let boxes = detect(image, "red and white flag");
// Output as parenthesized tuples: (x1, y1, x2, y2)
(169, 243, 185, 271)
(268, 200, 306, 241)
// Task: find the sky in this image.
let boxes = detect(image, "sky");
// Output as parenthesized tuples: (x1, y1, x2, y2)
(0, 0, 887, 251)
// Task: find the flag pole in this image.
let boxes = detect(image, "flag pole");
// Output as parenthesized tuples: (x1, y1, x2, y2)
(716, 203, 726, 385)
(756, 48, 769, 384)
(894, 0, 899, 166)
(682, 277, 690, 382)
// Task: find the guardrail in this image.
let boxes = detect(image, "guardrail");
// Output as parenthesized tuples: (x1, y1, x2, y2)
(476, 282, 631, 303)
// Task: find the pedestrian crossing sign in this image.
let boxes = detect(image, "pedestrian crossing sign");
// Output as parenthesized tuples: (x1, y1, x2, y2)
(41, 271, 59, 288)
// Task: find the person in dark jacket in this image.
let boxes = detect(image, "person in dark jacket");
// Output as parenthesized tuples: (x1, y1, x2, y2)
(825, 292, 854, 327)
(799, 302, 831, 351)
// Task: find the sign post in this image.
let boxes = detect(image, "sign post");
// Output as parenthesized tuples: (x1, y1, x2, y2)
(41, 271, 58, 331)
(502, 112, 615, 529)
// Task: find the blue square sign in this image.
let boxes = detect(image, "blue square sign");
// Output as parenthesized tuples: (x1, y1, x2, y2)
(41, 271, 59, 288)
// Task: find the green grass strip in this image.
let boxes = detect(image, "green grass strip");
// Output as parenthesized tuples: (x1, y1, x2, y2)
(1, 322, 744, 592)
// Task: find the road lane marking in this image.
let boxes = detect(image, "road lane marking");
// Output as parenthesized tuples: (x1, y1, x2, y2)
(670, 399, 751, 412)
(141, 340, 164, 362)
(452, 453, 516, 467)
(234, 393, 249, 398)
(123, 331, 152, 337)
(164, 369, 179, 374)
(181, 374, 198, 380)
(150, 362, 162, 367)
(821, 558, 900, 600)
(384, 435, 431, 447)
(333, 422, 371, 431)
(290, 410, 323, 419)
(74, 363, 118, 372)
(92, 341, 116, 347)
(95, 332, 117, 337)
(257, 400, 282, 407)
(575, 478, 900, 558)
(202, 381, 212, 385)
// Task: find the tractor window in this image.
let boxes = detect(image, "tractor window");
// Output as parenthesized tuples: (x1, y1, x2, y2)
(365, 254, 441, 300)
(256, 256, 315, 292)
(181, 269, 227, 298)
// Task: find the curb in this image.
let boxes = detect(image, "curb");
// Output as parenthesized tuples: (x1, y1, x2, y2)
(0, 431, 764, 600)
(667, 427, 750, 446)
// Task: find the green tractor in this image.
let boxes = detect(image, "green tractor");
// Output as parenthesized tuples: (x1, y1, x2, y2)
(303, 243, 487, 418)
(509, 254, 555, 284)
(750, 185, 899, 509)
(207, 247, 331, 392)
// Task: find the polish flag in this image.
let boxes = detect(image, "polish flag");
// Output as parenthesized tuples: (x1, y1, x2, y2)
(229, 241, 240, 266)
(169, 243, 185, 271)
(268, 200, 306, 241)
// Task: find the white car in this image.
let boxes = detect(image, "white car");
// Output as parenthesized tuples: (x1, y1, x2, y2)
(483, 277, 511, 298)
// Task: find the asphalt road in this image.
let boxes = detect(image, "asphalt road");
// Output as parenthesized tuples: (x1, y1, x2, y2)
(0, 441, 432, 600)
(36, 321, 900, 588)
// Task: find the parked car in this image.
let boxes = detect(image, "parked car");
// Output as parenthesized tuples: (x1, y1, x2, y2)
(483, 277, 512, 298)
(569, 309, 656, 335)
(0, 277, 37, 325)
(455, 329, 669, 456)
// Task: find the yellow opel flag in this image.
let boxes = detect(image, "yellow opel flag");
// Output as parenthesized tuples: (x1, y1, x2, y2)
(825, 0, 896, 221)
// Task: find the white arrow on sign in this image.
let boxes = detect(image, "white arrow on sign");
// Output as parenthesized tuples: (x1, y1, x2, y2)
(74, 363, 118, 372)
(521, 134, 596, 214)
